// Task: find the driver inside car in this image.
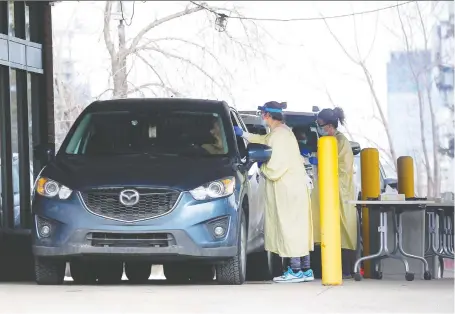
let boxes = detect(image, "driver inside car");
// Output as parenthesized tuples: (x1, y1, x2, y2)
(202, 117, 225, 155)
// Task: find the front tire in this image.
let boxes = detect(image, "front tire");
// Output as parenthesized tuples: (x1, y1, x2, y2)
(125, 262, 151, 284)
(216, 211, 247, 285)
(35, 257, 65, 285)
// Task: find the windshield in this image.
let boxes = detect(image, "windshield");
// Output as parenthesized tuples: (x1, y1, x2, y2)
(62, 110, 229, 157)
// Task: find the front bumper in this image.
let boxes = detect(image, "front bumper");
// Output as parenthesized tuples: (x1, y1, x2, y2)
(32, 192, 239, 262)
(33, 229, 237, 261)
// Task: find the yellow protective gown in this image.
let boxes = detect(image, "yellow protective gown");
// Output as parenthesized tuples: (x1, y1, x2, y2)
(311, 131, 357, 250)
(244, 124, 313, 257)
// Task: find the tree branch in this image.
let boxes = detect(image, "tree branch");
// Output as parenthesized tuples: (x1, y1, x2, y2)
(103, 1, 116, 59)
(138, 37, 235, 83)
(124, 3, 205, 58)
(322, 12, 398, 169)
(127, 82, 183, 97)
(140, 46, 233, 99)
(135, 53, 181, 96)
(321, 16, 359, 65)
(397, 4, 434, 195)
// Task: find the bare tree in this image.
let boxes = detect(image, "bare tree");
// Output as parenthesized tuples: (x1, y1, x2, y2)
(53, 29, 92, 150)
(395, 3, 438, 196)
(321, 13, 398, 171)
(101, 1, 268, 102)
(393, 2, 454, 197)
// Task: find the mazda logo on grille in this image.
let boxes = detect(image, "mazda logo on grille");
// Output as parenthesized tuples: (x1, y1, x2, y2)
(119, 189, 140, 206)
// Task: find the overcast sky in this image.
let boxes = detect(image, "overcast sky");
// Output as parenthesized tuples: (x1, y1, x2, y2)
(51, 1, 448, 166)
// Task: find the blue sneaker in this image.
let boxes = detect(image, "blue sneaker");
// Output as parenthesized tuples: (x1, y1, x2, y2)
(273, 267, 305, 283)
(302, 269, 314, 282)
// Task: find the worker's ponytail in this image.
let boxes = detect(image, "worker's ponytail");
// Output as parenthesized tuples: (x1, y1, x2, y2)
(333, 107, 346, 126)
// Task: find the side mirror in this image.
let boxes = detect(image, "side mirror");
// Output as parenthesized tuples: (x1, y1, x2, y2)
(384, 177, 398, 189)
(34, 143, 55, 164)
(247, 143, 272, 163)
(312, 106, 320, 113)
(350, 141, 361, 156)
(247, 125, 267, 135)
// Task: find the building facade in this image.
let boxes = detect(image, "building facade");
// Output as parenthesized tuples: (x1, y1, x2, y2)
(433, 1, 454, 195)
(0, 1, 54, 231)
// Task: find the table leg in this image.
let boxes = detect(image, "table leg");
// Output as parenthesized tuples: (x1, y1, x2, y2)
(395, 212, 432, 280)
(353, 211, 414, 281)
(437, 211, 454, 259)
(424, 211, 442, 278)
(444, 215, 454, 257)
(354, 212, 389, 280)
(424, 212, 438, 257)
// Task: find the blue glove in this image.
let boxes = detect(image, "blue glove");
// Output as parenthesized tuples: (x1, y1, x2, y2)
(300, 148, 311, 157)
(257, 161, 263, 168)
(309, 156, 318, 165)
(234, 126, 243, 137)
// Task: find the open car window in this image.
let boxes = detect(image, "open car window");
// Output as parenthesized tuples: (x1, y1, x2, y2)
(230, 111, 248, 158)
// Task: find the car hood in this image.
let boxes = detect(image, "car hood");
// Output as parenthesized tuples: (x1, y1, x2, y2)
(41, 155, 235, 191)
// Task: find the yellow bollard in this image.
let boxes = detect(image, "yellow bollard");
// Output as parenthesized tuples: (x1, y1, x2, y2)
(318, 136, 342, 286)
(360, 148, 380, 279)
(397, 156, 415, 198)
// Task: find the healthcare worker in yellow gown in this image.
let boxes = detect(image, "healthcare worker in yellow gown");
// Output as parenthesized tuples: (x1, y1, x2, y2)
(310, 107, 357, 279)
(234, 101, 314, 283)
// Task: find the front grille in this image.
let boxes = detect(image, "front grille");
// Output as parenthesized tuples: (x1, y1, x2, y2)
(80, 188, 181, 222)
(87, 232, 173, 247)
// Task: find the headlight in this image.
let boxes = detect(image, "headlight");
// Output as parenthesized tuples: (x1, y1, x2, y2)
(36, 177, 73, 200)
(190, 177, 235, 201)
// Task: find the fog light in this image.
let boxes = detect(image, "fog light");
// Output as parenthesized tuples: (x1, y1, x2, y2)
(39, 225, 51, 238)
(214, 226, 225, 237)
(207, 216, 230, 239)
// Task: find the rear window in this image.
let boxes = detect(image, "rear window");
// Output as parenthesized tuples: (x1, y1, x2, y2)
(283, 114, 317, 128)
(62, 110, 229, 157)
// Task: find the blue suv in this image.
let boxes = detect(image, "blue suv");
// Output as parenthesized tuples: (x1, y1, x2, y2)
(32, 98, 275, 285)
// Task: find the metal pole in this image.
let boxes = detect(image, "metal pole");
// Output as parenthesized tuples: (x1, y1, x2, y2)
(318, 136, 342, 285)
(360, 148, 380, 278)
(397, 156, 415, 198)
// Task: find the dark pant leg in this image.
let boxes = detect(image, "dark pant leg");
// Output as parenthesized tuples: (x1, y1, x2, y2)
(301, 255, 311, 270)
(342, 249, 356, 275)
(310, 245, 322, 278)
(289, 257, 301, 272)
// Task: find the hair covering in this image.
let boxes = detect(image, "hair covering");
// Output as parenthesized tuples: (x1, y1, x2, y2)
(258, 101, 287, 113)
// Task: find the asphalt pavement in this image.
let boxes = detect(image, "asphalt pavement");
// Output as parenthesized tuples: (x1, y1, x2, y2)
(0, 274, 453, 313)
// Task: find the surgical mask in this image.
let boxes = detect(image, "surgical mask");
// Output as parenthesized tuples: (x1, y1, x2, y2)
(317, 125, 329, 136)
(299, 140, 307, 145)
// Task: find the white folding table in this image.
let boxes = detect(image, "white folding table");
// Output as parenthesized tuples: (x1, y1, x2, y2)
(425, 202, 454, 261)
(349, 200, 434, 281)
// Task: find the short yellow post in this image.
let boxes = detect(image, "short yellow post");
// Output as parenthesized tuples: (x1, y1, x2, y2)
(397, 156, 415, 198)
(318, 136, 342, 286)
(360, 148, 380, 279)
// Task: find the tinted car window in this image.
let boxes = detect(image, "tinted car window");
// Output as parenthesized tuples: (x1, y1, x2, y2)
(63, 110, 229, 157)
